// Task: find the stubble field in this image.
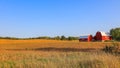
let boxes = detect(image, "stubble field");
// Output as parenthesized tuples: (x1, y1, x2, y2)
(0, 39, 120, 68)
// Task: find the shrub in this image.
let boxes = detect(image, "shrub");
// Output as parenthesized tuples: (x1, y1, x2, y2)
(103, 42, 119, 54)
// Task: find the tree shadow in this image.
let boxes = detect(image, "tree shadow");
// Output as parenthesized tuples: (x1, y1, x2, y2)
(5, 47, 100, 52)
(34, 47, 97, 52)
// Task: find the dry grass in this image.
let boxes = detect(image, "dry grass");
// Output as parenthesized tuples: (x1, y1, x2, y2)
(0, 51, 120, 68)
(0, 39, 113, 50)
(0, 39, 120, 68)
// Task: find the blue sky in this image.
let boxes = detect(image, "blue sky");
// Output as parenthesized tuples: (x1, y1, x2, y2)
(0, 0, 120, 37)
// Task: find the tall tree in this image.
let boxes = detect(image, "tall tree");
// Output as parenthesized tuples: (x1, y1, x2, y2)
(110, 28, 120, 41)
(61, 35, 66, 40)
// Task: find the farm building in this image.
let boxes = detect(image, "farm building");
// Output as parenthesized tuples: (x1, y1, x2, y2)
(79, 35, 93, 42)
(94, 31, 112, 41)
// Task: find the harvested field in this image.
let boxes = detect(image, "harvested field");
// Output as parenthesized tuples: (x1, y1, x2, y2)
(0, 39, 114, 50)
(0, 39, 120, 68)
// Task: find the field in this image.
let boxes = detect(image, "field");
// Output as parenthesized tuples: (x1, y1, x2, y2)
(0, 39, 120, 68)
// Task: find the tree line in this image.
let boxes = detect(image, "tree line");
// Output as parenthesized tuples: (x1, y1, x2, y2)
(0, 36, 79, 41)
(1, 27, 120, 41)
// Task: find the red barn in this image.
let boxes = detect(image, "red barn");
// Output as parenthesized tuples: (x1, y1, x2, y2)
(94, 31, 112, 41)
(79, 35, 93, 42)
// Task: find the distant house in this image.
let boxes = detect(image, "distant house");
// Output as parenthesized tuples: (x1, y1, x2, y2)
(79, 35, 93, 42)
(94, 31, 112, 41)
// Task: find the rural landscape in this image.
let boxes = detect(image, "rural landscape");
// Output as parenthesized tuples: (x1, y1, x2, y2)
(0, 0, 120, 68)
(0, 39, 120, 68)
(0, 28, 120, 68)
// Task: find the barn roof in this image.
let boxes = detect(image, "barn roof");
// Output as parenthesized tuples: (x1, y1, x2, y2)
(79, 34, 92, 38)
(80, 36, 88, 38)
(99, 31, 111, 36)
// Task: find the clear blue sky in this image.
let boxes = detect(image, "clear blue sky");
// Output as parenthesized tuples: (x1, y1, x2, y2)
(0, 0, 120, 38)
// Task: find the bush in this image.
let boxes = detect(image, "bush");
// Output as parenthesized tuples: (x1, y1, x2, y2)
(104, 40, 115, 42)
(103, 42, 119, 54)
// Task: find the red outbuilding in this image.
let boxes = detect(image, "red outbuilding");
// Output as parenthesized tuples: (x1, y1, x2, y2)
(94, 31, 112, 41)
(79, 35, 93, 42)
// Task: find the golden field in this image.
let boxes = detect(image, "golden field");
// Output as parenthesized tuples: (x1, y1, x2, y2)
(0, 39, 113, 50)
(0, 39, 120, 68)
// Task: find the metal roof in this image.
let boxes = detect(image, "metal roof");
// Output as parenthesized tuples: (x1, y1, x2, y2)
(80, 36, 88, 38)
(99, 31, 111, 36)
(79, 34, 92, 39)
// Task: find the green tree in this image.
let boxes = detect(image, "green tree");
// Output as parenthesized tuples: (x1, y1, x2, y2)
(68, 36, 73, 40)
(67, 36, 78, 41)
(54, 36, 60, 40)
(110, 28, 120, 41)
(61, 35, 66, 40)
